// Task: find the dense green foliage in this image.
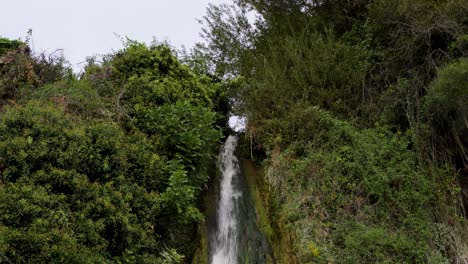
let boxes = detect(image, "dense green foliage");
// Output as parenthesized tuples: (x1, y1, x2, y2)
(262, 109, 460, 263)
(0, 39, 229, 263)
(200, 0, 468, 262)
(2, 0, 468, 262)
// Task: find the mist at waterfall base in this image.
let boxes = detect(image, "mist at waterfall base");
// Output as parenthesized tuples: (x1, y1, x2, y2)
(209, 135, 271, 264)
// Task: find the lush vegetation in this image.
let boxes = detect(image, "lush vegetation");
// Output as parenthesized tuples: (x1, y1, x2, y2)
(2, 0, 468, 262)
(200, 0, 468, 262)
(0, 38, 229, 263)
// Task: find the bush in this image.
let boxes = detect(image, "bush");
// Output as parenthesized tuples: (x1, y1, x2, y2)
(422, 58, 468, 164)
(0, 102, 165, 262)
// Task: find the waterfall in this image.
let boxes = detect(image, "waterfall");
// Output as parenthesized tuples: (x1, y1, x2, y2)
(208, 135, 273, 264)
(211, 135, 241, 264)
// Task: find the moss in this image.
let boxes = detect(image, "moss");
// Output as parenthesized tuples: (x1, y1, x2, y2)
(241, 158, 298, 264)
(242, 159, 274, 239)
(191, 224, 208, 264)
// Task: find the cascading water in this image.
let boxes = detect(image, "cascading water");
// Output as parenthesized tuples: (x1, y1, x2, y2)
(209, 135, 273, 264)
(211, 135, 241, 264)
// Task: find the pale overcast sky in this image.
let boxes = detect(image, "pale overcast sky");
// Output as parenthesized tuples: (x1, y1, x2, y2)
(1, 0, 229, 70)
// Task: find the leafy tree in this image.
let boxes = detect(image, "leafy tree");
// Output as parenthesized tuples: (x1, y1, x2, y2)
(0, 39, 228, 262)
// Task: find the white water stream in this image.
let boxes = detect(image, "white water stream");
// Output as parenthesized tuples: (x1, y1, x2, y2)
(210, 135, 241, 264)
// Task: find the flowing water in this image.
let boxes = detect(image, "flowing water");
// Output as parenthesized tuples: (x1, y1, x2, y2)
(209, 135, 272, 264)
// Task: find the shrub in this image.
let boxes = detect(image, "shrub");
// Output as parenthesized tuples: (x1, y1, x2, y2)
(422, 58, 468, 164)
